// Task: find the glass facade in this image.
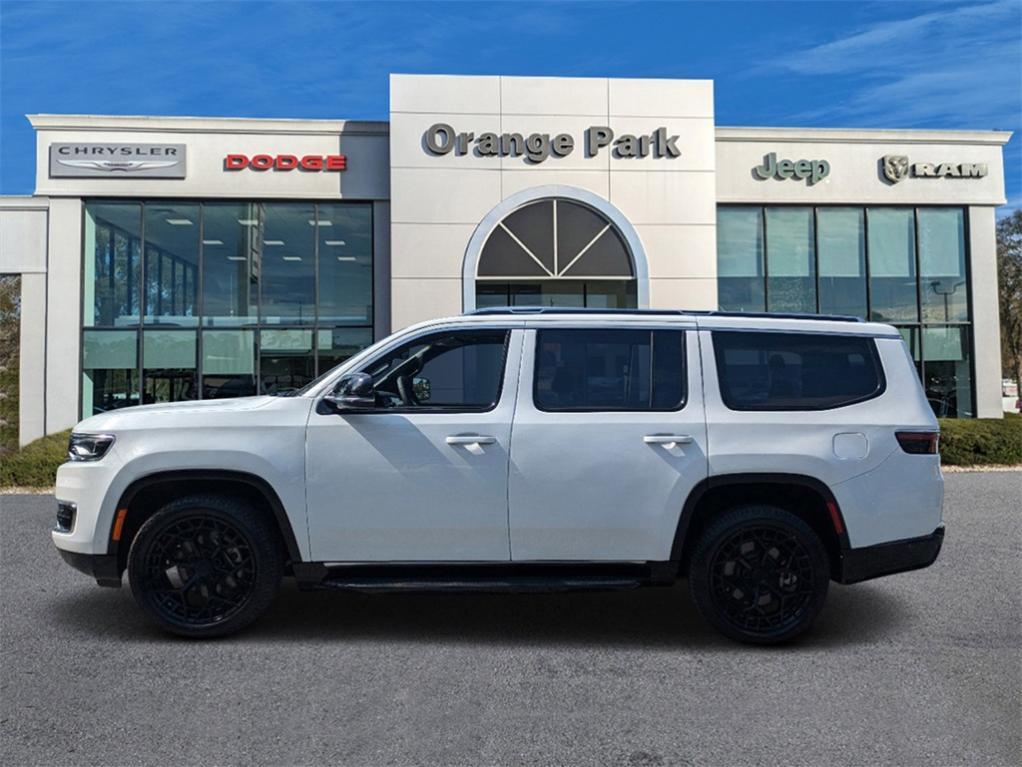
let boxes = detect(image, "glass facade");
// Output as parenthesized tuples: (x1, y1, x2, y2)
(82, 201, 374, 416)
(717, 206, 973, 417)
(475, 197, 638, 310)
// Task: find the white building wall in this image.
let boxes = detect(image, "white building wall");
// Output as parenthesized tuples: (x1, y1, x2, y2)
(968, 206, 1003, 418)
(44, 198, 82, 434)
(389, 74, 718, 328)
(0, 197, 50, 446)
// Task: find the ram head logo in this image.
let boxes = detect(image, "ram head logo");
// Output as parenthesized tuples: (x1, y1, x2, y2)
(882, 155, 910, 184)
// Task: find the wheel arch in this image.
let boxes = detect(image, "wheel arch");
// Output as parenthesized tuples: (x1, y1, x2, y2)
(671, 473, 850, 578)
(109, 470, 305, 572)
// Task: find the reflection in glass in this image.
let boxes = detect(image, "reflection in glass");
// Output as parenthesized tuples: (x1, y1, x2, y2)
(202, 330, 256, 398)
(766, 207, 815, 313)
(817, 208, 866, 317)
(261, 203, 315, 323)
(84, 203, 141, 327)
(918, 208, 968, 322)
(717, 206, 765, 312)
(143, 330, 197, 403)
(317, 327, 374, 376)
(868, 208, 917, 322)
(512, 281, 584, 307)
(82, 330, 138, 416)
(923, 326, 973, 417)
(202, 203, 258, 326)
(259, 329, 314, 394)
(144, 203, 199, 326)
(317, 204, 373, 324)
(475, 280, 636, 309)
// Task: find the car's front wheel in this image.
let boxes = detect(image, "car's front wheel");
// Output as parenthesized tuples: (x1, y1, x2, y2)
(688, 505, 830, 645)
(127, 495, 283, 638)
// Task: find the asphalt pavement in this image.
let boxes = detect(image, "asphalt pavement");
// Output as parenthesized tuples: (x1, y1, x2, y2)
(1, 472, 1019, 766)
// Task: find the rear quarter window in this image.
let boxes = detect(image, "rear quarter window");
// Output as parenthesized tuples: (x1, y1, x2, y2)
(712, 330, 885, 411)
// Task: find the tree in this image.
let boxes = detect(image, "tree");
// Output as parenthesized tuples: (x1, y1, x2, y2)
(997, 210, 1022, 391)
(0, 275, 21, 453)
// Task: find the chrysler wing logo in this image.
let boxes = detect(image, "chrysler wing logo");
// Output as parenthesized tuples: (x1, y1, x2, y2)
(882, 155, 910, 184)
(56, 158, 179, 173)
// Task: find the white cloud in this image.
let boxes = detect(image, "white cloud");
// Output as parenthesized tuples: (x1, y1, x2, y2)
(762, 0, 1021, 129)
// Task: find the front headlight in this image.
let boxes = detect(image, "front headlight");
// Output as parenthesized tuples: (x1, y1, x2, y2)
(68, 433, 116, 462)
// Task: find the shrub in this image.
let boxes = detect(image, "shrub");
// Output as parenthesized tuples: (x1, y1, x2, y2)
(938, 413, 1022, 466)
(0, 430, 70, 488)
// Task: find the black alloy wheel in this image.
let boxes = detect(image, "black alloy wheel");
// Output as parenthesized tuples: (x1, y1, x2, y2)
(689, 505, 830, 645)
(128, 495, 283, 638)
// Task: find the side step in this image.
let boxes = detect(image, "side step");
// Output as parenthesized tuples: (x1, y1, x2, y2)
(292, 562, 676, 593)
(316, 576, 643, 594)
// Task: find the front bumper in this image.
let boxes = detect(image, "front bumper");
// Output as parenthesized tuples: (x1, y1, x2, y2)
(57, 549, 122, 588)
(837, 525, 944, 585)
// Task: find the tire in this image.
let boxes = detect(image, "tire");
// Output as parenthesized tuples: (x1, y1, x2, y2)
(127, 494, 284, 638)
(688, 505, 830, 645)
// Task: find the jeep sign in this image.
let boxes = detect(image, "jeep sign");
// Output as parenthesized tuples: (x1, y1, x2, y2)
(753, 153, 830, 185)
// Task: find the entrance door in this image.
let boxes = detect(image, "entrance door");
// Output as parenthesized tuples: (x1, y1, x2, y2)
(509, 325, 708, 561)
(305, 327, 522, 562)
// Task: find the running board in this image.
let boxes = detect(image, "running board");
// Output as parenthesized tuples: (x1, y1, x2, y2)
(292, 562, 676, 593)
(315, 576, 643, 594)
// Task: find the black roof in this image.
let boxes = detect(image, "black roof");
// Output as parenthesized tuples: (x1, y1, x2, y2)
(466, 307, 863, 323)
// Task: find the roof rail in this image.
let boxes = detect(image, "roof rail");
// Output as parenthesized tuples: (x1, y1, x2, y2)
(466, 307, 863, 322)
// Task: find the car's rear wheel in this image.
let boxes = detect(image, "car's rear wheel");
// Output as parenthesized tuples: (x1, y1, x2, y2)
(127, 495, 283, 638)
(688, 505, 830, 645)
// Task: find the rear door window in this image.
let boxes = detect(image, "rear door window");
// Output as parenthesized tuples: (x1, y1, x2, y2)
(712, 330, 884, 411)
(534, 329, 686, 411)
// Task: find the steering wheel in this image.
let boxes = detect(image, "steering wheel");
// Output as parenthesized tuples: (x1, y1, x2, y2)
(396, 375, 420, 407)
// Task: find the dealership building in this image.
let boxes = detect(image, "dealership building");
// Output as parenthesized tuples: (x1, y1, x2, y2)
(0, 74, 1012, 445)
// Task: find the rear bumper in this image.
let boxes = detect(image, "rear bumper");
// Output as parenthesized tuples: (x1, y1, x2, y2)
(57, 548, 122, 588)
(837, 525, 944, 585)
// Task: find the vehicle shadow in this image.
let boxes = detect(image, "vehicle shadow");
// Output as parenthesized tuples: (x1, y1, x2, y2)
(50, 578, 909, 650)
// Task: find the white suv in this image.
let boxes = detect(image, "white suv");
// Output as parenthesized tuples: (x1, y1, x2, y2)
(53, 309, 944, 644)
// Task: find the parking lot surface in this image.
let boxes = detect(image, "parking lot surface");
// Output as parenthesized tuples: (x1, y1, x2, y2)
(2, 472, 1020, 766)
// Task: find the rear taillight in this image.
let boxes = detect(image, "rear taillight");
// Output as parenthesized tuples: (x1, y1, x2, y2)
(896, 431, 939, 454)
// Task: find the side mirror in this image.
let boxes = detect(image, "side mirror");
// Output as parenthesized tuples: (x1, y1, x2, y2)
(325, 372, 375, 411)
(412, 376, 431, 402)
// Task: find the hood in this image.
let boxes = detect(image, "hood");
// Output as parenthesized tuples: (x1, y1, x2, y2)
(74, 395, 284, 433)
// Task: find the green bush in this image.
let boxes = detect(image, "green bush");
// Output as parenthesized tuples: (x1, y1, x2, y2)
(0, 429, 70, 488)
(938, 413, 1022, 466)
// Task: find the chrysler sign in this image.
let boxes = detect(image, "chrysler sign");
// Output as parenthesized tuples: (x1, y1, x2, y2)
(49, 143, 186, 178)
(423, 123, 681, 163)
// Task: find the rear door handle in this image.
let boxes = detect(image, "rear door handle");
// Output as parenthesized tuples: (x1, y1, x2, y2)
(643, 434, 694, 445)
(446, 434, 497, 446)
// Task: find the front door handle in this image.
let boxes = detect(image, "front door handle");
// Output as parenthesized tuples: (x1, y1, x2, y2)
(643, 434, 694, 446)
(446, 434, 497, 446)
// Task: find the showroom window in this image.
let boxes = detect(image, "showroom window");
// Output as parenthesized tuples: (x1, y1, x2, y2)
(82, 200, 374, 416)
(716, 205, 973, 416)
(475, 198, 637, 309)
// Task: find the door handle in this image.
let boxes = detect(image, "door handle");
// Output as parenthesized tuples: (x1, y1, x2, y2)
(643, 434, 694, 446)
(446, 434, 497, 446)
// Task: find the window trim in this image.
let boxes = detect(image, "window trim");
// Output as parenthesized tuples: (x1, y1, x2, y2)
(342, 328, 512, 415)
(532, 327, 688, 414)
(711, 329, 887, 412)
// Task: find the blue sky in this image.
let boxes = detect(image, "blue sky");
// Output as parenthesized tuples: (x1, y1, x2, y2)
(2, 0, 1019, 213)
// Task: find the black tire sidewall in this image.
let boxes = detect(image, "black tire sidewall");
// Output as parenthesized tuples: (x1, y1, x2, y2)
(127, 495, 283, 638)
(689, 504, 830, 645)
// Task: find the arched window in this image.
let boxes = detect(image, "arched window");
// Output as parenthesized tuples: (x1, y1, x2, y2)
(474, 197, 637, 309)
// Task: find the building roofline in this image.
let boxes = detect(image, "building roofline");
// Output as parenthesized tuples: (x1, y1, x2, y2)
(24, 115, 1013, 146)
(26, 114, 390, 136)
(715, 126, 1013, 145)
(0, 195, 49, 210)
